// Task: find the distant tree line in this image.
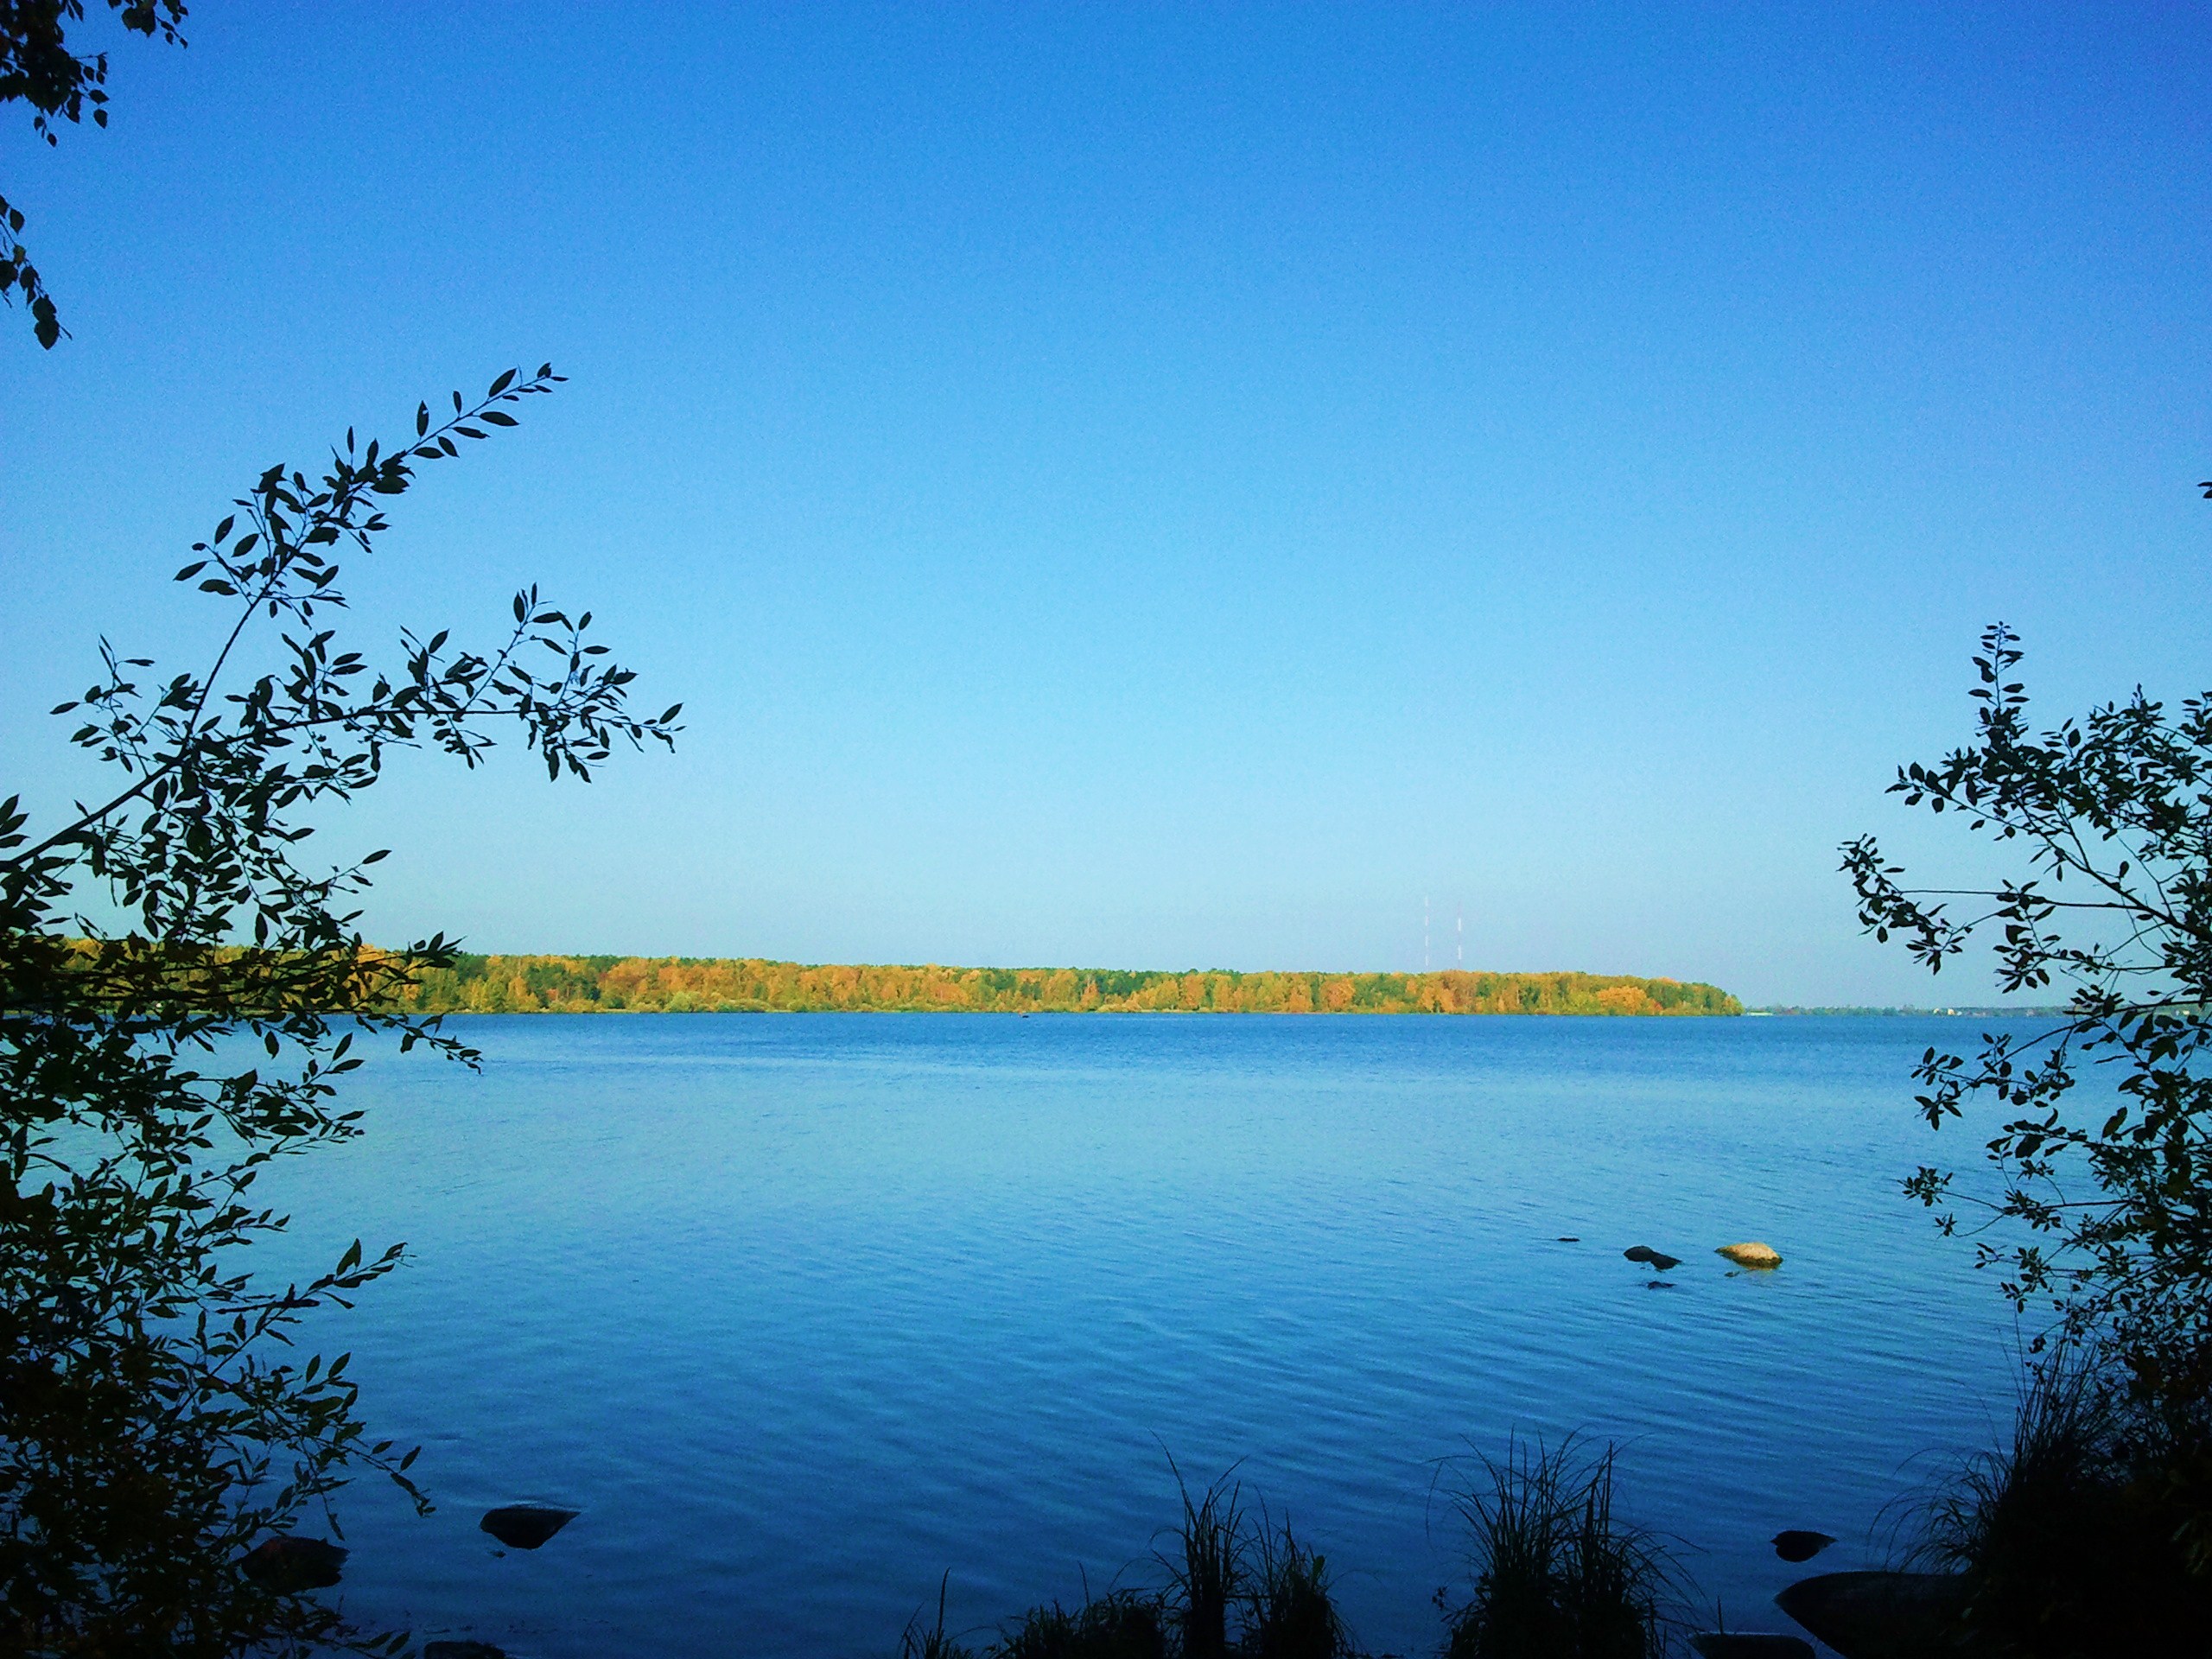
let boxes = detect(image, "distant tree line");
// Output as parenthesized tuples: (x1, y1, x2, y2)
(392, 957, 1741, 1016)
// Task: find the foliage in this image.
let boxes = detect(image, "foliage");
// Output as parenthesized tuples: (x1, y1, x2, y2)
(1841, 624, 2212, 1421)
(1911, 1345, 2212, 1653)
(395, 955, 1741, 1017)
(1438, 1437, 1674, 1659)
(2, 0, 187, 347)
(0, 366, 677, 1654)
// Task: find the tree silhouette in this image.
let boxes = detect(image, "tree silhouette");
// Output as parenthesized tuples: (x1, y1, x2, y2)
(0, 365, 678, 1653)
(1845, 613, 2212, 1437)
(2, 0, 188, 347)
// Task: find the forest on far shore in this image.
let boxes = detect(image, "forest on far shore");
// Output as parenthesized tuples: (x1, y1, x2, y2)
(394, 957, 1743, 1016)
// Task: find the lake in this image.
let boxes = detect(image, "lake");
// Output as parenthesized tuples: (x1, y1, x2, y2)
(286, 1013, 2034, 1656)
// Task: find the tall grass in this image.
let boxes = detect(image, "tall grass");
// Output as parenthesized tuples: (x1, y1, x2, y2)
(1910, 1345, 2212, 1652)
(995, 1592, 1169, 1659)
(900, 1573, 977, 1659)
(1161, 1460, 1245, 1659)
(1241, 1511, 1351, 1659)
(903, 1460, 1358, 1659)
(1441, 1436, 1675, 1659)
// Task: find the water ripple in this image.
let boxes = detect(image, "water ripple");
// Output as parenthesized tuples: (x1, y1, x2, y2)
(270, 1014, 2025, 1657)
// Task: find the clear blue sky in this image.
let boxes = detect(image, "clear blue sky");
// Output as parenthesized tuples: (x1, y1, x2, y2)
(3, 3, 2207, 1005)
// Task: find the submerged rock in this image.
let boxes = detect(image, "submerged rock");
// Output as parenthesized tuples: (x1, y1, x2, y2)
(423, 1644, 508, 1659)
(238, 1535, 346, 1591)
(1719, 1241, 1783, 1268)
(1689, 1636, 1813, 1659)
(1771, 1529, 1835, 1563)
(1775, 1570, 1966, 1658)
(480, 1504, 580, 1550)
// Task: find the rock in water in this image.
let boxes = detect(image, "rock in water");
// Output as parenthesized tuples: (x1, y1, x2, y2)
(1775, 1570, 1966, 1657)
(1625, 1245, 1683, 1270)
(239, 1535, 346, 1591)
(1719, 1241, 1783, 1269)
(1772, 1529, 1835, 1563)
(424, 1644, 508, 1659)
(480, 1504, 580, 1549)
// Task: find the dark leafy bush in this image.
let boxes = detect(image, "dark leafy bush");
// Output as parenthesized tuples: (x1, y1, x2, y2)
(1844, 627, 2212, 1446)
(0, 369, 676, 1654)
(1916, 1348, 2212, 1656)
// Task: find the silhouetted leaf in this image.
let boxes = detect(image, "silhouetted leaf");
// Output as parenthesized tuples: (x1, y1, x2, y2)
(0, 363, 674, 1654)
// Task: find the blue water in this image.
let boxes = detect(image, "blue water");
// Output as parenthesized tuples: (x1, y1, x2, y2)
(280, 1014, 2034, 1656)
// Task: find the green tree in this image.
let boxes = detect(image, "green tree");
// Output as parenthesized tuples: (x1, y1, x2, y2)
(1842, 623, 2211, 1422)
(3, 0, 188, 347)
(0, 365, 678, 1654)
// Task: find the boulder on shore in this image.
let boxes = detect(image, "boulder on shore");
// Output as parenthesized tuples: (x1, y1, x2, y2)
(1775, 1570, 1966, 1658)
(1690, 1636, 1813, 1659)
(1719, 1241, 1783, 1268)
